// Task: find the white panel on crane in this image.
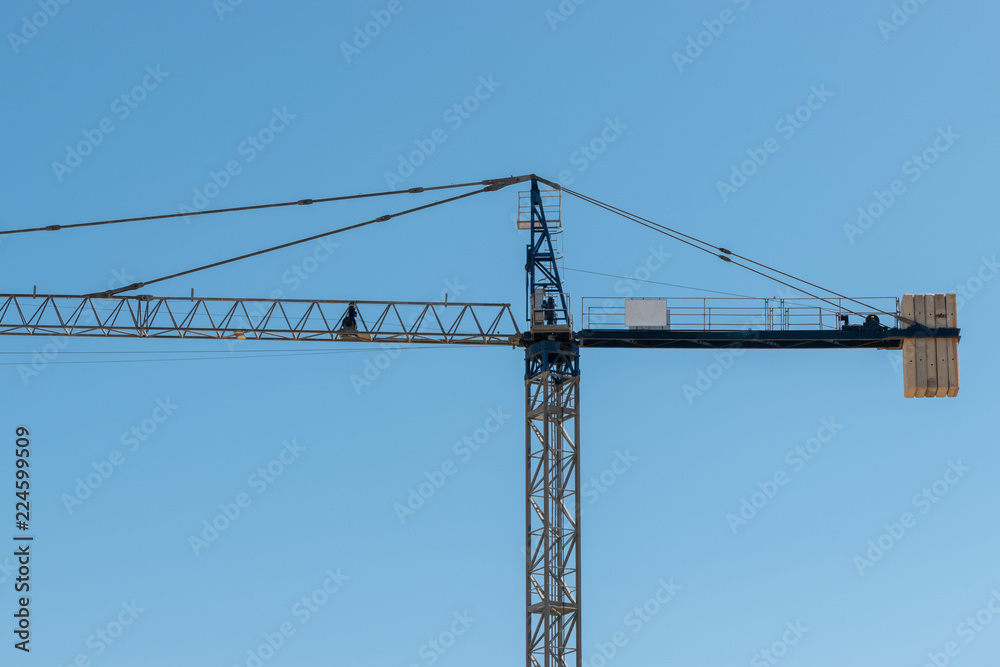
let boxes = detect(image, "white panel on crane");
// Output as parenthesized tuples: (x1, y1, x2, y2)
(625, 299, 669, 329)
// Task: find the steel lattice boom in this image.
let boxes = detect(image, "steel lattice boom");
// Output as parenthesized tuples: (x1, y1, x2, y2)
(0, 295, 520, 345)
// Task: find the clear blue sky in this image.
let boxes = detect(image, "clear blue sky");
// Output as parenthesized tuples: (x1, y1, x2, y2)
(2, 2, 999, 666)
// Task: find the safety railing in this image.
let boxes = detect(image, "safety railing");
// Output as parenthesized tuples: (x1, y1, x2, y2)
(580, 296, 900, 331)
(530, 291, 572, 330)
(517, 189, 561, 230)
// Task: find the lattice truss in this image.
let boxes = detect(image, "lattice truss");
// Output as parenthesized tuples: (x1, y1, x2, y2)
(0, 295, 519, 345)
(526, 363, 581, 667)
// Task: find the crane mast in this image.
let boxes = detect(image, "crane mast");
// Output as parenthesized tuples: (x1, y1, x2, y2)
(523, 180, 582, 666)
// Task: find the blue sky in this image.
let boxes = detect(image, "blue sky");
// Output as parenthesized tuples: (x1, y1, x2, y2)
(2, 1, 999, 666)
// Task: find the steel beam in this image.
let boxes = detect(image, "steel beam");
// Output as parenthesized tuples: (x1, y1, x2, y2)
(576, 327, 961, 350)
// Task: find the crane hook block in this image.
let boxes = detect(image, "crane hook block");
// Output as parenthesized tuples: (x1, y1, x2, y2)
(901, 293, 959, 398)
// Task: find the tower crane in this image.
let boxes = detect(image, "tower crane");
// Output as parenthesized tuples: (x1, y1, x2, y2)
(0, 175, 960, 667)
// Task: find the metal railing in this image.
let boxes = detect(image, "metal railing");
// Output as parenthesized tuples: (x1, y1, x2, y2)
(517, 189, 561, 230)
(530, 291, 572, 330)
(580, 296, 900, 331)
